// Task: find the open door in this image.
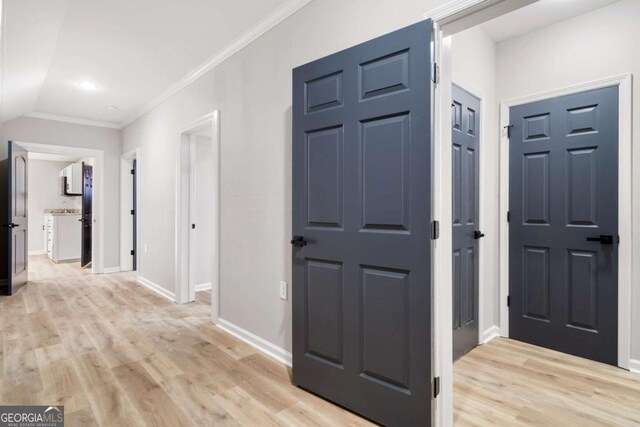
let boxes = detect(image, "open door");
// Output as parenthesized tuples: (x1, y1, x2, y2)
(80, 162, 93, 268)
(2, 141, 28, 295)
(292, 20, 433, 426)
(132, 159, 137, 270)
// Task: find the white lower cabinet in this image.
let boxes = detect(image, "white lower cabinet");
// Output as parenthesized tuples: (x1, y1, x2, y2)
(45, 214, 81, 263)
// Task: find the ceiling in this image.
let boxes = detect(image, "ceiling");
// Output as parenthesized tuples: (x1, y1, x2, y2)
(480, 0, 620, 42)
(2, 0, 300, 127)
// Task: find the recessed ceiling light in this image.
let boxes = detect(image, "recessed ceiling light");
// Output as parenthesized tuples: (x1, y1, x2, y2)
(77, 81, 97, 91)
(105, 105, 119, 111)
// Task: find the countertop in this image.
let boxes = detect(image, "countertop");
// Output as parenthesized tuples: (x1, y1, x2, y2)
(44, 209, 81, 216)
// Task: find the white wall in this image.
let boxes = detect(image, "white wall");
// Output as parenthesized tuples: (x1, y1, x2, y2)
(451, 26, 499, 337)
(1, 116, 122, 269)
(194, 135, 212, 288)
(494, 0, 640, 360)
(122, 0, 449, 354)
(27, 159, 81, 253)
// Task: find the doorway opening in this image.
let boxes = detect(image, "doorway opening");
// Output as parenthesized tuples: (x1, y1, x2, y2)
(176, 112, 220, 321)
(0, 141, 105, 294)
(121, 148, 140, 273)
(431, 0, 634, 425)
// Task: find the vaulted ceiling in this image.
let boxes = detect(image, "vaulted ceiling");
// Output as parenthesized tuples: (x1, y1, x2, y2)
(2, 0, 301, 127)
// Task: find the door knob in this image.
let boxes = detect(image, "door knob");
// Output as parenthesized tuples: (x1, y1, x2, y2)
(290, 236, 307, 248)
(586, 235, 614, 245)
(474, 230, 485, 239)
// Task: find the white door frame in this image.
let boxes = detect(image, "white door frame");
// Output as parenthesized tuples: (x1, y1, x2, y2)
(498, 73, 634, 370)
(175, 111, 220, 324)
(14, 140, 105, 274)
(120, 148, 141, 273)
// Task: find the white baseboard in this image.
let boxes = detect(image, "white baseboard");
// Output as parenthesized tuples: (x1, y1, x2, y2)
(629, 359, 640, 374)
(103, 266, 121, 274)
(217, 318, 292, 367)
(137, 276, 175, 302)
(481, 325, 501, 344)
(28, 250, 46, 256)
(195, 282, 212, 292)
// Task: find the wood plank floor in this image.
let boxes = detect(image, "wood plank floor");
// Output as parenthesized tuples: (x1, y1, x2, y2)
(454, 338, 640, 426)
(2, 257, 639, 426)
(28, 254, 92, 282)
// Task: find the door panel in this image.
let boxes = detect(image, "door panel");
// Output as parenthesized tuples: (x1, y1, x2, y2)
(81, 163, 93, 268)
(5, 141, 28, 295)
(452, 85, 481, 361)
(292, 20, 432, 426)
(509, 86, 618, 365)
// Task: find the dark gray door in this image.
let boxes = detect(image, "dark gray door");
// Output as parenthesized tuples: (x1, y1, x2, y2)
(132, 159, 137, 271)
(452, 85, 481, 361)
(292, 20, 433, 426)
(80, 163, 93, 268)
(509, 86, 618, 365)
(3, 141, 28, 295)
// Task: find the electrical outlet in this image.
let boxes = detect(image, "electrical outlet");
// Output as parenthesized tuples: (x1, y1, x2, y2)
(279, 281, 288, 300)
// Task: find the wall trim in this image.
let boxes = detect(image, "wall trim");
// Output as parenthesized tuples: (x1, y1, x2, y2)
(217, 318, 292, 367)
(28, 250, 45, 256)
(25, 112, 122, 130)
(102, 266, 121, 274)
(137, 276, 175, 302)
(481, 325, 500, 344)
(120, 0, 312, 127)
(498, 73, 634, 370)
(195, 282, 212, 292)
(629, 359, 640, 374)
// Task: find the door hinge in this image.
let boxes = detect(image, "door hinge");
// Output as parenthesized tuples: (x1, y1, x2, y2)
(432, 62, 439, 85)
(504, 124, 514, 138)
(431, 220, 440, 240)
(130, 209, 135, 215)
(433, 377, 440, 398)
(131, 169, 135, 175)
(192, 224, 196, 229)
(507, 211, 511, 222)
(507, 296, 511, 307)
(130, 250, 135, 256)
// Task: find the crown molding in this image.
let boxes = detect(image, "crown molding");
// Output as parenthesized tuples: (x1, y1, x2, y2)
(120, 0, 313, 128)
(24, 112, 122, 129)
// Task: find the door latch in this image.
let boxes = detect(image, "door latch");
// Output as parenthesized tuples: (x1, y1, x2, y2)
(290, 236, 307, 248)
(474, 230, 485, 239)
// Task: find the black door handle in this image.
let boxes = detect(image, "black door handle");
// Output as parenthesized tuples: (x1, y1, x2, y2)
(2, 223, 17, 228)
(474, 230, 485, 239)
(586, 235, 614, 245)
(290, 236, 307, 248)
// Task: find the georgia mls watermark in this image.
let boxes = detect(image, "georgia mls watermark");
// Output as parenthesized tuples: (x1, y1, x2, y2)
(0, 406, 64, 427)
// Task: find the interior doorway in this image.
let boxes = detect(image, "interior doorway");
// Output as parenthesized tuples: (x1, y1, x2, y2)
(121, 148, 140, 273)
(432, 0, 634, 424)
(176, 112, 220, 317)
(1, 141, 105, 291)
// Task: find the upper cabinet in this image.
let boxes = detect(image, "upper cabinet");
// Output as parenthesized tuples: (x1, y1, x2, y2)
(59, 162, 83, 196)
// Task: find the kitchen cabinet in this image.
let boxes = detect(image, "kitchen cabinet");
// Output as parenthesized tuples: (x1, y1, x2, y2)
(59, 162, 83, 195)
(45, 214, 82, 263)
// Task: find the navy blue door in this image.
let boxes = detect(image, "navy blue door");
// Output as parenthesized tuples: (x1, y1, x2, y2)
(509, 86, 618, 365)
(452, 85, 481, 361)
(292, 20, 433, 426)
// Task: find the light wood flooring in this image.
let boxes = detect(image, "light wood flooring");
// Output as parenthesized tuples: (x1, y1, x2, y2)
(454, 338, 640, 426)
(28, 254, 92, 282)
(2, 257, 639, 426)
